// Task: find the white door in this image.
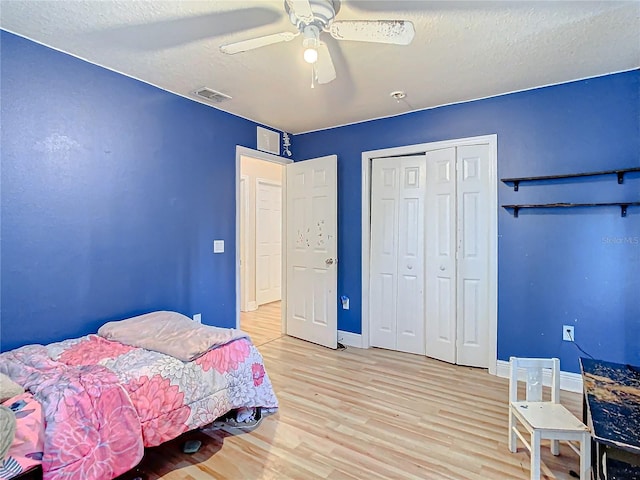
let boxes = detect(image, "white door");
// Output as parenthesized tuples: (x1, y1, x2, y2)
(425, 145, 492, 368)
(370, 155, 426, 355)
(455, 144, 491, 367)
(285, 155, 338, 349)
(425, 148, 457, 363)
(256, 180, 282, 305)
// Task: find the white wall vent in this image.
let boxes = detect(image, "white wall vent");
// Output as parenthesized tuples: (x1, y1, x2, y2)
(193, 87, 232, 103)
(257, 126, 280, 155)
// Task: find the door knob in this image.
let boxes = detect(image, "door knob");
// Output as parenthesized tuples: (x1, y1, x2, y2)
(439, 265, 446, 271)
(325, 258, 334, 265)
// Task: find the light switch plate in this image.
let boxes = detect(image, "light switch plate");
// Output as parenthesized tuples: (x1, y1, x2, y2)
(213, 240, 224, 253)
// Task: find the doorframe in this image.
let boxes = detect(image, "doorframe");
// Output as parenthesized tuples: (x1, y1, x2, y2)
(360, 134, 498, 375)
(240, 174, 252, 312)
(235, 146, 292, 331)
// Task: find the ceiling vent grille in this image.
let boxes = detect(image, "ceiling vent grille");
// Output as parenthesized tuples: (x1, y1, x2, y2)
(193, 87, 232, 103)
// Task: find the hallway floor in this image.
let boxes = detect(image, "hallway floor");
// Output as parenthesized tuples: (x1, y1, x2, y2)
(240, 301, 282, 347)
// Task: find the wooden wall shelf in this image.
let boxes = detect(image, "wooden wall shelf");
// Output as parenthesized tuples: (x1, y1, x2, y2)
(502, 202, 640, 218)
(502, 167, 640, 191)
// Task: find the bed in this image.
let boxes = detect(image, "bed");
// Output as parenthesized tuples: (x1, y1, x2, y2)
(0, 311, 278, 480)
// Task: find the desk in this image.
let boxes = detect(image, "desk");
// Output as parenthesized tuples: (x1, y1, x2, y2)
(580, 358, 640, 480)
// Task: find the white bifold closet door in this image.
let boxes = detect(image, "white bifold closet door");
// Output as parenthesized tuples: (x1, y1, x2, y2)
(425, 145, 491, 367)
(370, 155, 427, 355)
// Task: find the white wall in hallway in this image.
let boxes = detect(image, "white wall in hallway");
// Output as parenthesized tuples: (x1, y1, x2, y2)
(240, 155, 284, 311)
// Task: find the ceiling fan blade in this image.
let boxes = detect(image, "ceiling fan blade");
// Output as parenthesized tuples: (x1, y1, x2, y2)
(329, 20, 415, 45)
(315, 42, 336, 84)
(285, 0, 315, 24)
(97, 8, 282, 51)
(220, 31, 298, 54)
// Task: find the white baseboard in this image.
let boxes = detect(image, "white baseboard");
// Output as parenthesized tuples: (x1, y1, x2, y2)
(338, 330, 363, 349)
(495, 360, 583, 393)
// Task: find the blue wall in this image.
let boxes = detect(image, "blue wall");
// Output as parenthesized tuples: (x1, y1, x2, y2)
(294, 70, 640, 373)
(0, 31, 269, 351)
(2, 31, 638, 373)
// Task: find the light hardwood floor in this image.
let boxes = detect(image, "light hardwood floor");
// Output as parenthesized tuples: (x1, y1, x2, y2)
(239, 301, 283, 347)
(126, 308, 584, 480)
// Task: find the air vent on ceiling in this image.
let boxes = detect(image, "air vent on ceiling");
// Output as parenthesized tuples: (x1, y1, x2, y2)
(193, 87, 232, 103)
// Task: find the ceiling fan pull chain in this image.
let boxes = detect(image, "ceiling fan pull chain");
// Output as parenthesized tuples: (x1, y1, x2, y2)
(311, 64, 316, 89)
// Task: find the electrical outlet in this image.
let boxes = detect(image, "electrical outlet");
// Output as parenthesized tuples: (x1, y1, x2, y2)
(563, 325, 574, 342)
(193, 313, 202, 324)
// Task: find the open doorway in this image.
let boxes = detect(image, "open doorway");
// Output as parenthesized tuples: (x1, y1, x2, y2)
(236, 147, 291, 346)
(235, 146, 339, 350)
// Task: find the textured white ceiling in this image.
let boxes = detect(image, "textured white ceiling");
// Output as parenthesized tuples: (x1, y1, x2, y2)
(1, 1, 638, 134)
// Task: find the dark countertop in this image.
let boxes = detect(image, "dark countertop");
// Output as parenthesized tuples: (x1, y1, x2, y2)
(580, 357, 640, 454)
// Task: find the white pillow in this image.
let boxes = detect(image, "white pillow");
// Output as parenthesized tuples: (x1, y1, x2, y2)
(98, 311, 248, 361)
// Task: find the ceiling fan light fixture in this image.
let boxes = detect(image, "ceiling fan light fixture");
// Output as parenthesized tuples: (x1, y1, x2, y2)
(219, 0, 414, 86)
(302, 25, 320, 64)
(303, 45, 318, 63)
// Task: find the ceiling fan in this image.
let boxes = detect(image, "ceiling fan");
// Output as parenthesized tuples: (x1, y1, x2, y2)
(219, 0, 415, 86)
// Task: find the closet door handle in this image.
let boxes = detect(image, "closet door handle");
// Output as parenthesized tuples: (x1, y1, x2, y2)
(439, 265, 446, 271)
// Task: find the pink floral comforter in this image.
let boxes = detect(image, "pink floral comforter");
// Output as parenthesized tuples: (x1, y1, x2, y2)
(1, 393, 44, 479)
(0, 334, 278, 479)
(0, 343, 143, 479)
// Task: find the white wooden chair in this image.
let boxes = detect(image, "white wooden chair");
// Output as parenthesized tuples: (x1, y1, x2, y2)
(508, 357, 591, 480)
